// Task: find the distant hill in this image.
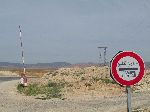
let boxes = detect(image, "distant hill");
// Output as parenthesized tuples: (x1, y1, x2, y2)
(0, 62, 22, 67)
(0, 61, 150, 69)
(71, 62, 99, 68)
(35, 62, 72, 68)
(145, 62, 150, 68)
(0, 62, 71, 68)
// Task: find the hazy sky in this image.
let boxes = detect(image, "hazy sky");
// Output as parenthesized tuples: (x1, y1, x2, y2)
(0, 0, 150, 64)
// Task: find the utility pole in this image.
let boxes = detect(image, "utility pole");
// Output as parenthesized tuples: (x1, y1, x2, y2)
(98, 47, 108, 66)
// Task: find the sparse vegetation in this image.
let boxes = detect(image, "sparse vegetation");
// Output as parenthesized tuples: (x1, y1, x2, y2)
(92, 76, 101, 82)
(17, 66, 126, 100)
(45, 81, 63, 99)
(85, 82, 92, 87)
(17, 84, 25, 93)
(100, 78, 116, 84)
(73, 71, 84, 76)
(17, 80, 65, 100)
(81, 77, 86, 81)
(51, 71, 58, 76)
(66, 83, 73, 87)
(60, 72, 68, 76)
(132, 107, 148, 112)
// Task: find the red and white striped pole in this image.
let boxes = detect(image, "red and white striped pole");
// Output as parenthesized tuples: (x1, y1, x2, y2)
(19, 25, 26, 74)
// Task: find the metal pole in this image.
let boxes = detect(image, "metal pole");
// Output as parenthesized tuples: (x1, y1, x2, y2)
(98, 47, 107, 66)
(99, 50, 101, 66)
(126, 86, 132, 112)
(104, 48, 107, 66)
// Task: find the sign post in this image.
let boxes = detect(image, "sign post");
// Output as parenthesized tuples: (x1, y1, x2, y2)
(126, 86, 131, 112)
(111, 51, 145, 112)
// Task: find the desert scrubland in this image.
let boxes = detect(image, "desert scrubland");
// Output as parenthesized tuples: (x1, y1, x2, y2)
(0, 66, 150, 112)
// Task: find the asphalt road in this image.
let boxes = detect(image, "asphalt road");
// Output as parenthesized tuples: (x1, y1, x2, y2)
(0, 76, 20, 83)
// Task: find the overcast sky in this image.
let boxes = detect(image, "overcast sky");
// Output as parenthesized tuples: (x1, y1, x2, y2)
(0, 0, 150, 64)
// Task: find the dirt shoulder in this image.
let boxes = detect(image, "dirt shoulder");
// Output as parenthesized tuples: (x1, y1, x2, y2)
(0, 80, 150, 112)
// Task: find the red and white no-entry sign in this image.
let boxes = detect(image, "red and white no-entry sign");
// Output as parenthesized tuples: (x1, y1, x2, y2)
(111, 51, 145, 86)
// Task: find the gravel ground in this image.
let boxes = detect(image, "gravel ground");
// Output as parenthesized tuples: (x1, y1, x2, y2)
(0, 80, 150, 112)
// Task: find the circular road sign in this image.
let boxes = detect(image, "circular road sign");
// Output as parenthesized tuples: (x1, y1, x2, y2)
(111, 51, 145, 86)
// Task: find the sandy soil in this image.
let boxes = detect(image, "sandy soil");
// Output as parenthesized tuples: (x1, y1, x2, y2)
(0, 80, 150, 112)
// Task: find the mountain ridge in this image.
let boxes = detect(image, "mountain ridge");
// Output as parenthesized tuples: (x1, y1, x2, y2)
(0, 62, 71, 68)
(0, 61, 150, 68)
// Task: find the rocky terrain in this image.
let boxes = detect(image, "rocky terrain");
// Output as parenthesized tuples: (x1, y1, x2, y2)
(135, 69, 150, 92)
(1, 66, 150, 98)
(42, 66, 117, 98)
(0, 66, 150, 112)
(40, 66, 150, 99)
